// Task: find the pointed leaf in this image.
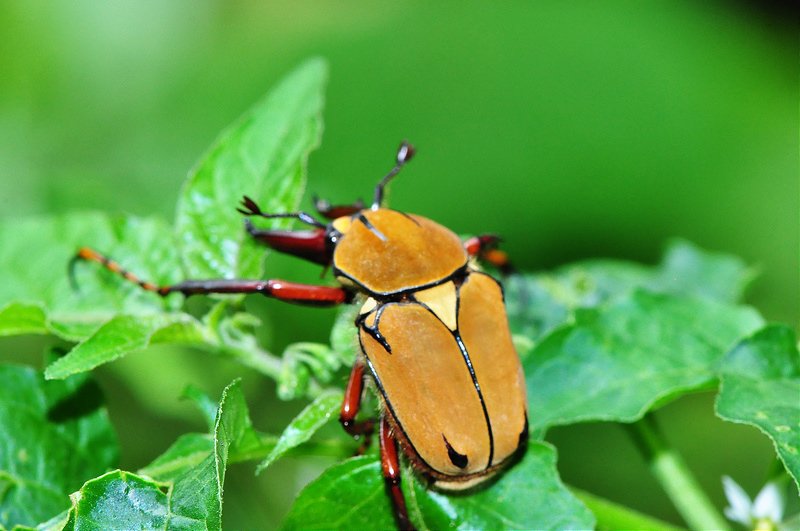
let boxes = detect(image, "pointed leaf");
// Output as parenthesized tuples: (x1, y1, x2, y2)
(44, 313, 207, 380)
(175, 58, 327, 279)
(716, 325, 800, 488)
(257, 389, 342, 473)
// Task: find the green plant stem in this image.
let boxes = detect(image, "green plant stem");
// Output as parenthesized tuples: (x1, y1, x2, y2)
(220, 343, 282, 380)
(626, 413, 730, 531)
(569, 486, 685, 531)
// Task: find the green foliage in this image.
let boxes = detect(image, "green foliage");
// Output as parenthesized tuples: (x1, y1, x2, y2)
(524, 290, 762, 433)
(504, 239, 755, 342)
(0, 59, 796, 530)
(175, 58, 327, 280)
(257, 390, 343, 473)
(716, 325, 800, 488)
(5, 380, 261, 530)
(0, 364, 117, 528)
(282, 443, 595, 531)
(0, 214, 182, 341)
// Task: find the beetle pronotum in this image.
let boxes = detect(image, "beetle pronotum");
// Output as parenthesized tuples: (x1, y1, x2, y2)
(74, 143, 528, 530)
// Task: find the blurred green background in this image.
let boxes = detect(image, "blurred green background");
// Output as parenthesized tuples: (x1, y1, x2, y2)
(1, 1, 796, 528)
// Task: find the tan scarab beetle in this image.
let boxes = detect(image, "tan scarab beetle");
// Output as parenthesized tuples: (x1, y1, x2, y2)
(75, 142, 528, 530)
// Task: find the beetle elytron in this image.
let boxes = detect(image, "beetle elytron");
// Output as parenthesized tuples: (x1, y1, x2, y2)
(75, 143, 528, 530)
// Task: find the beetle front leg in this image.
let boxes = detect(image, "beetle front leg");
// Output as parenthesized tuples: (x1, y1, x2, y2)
(72, 247, 350, 306)
(244, 220, 333, 266)
(237, 196, 334, 266)
(380, 415, 415, 531)
(340, 362, 375, 453)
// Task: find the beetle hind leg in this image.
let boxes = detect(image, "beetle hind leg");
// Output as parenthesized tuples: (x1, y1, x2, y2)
(380, 415, 415, 531)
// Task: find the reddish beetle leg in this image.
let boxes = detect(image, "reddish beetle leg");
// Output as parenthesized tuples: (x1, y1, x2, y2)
(380, 416, 415, 531)
(244, 221, 332, 266)
(339, 362, 374, 452)
(72, 247, 349, 306)
(238, 196, 334, 266)
(464, 234, 514, 274)
(340, 364, 414, 530)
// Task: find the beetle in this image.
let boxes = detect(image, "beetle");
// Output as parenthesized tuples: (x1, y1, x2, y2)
(74, 142, 528, 530)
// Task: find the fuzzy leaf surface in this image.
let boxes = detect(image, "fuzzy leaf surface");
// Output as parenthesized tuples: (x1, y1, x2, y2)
(44, 313, 207, 380)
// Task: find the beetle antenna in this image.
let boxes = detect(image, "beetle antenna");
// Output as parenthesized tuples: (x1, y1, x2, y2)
(372, 141, 415, 209)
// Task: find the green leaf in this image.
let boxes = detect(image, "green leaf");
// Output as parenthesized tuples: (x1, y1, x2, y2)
(0, 364, 118, 529)
(506, 239, 754, 342)
(257, 389, 342, 473)
(0, 302, 48, 336)
(175, 58, 327, 279)
(49, 470, 215, 530)
(655, 239, 755, 304)
(525, 290, 763, 432)
(181, 384, 220, 431)
(44, 313, 207, 380)
(61, 470, 199, 530)
(281, 442, 594, 530)
(329, 304, 360, 365)
(38, 380, 257, 530)
(142, 378, 260, 481)
(138, 433, 214, 482)
(0, 213, 183, 341)
(716, 325, 800, 488)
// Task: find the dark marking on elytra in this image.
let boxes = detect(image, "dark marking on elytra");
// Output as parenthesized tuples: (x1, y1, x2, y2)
(519, 415, 529, 448)
(442, 434, 468, 469)
(357, 305, 392, 353)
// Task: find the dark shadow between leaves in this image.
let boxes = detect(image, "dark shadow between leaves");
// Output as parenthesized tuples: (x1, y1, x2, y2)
(47, 379, 104, 423)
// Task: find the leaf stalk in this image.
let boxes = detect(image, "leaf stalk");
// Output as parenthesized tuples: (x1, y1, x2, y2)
(626, 413, 731, 531)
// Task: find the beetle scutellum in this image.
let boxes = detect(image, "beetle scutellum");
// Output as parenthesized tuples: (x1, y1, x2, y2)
(74, 143, 529, 530)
